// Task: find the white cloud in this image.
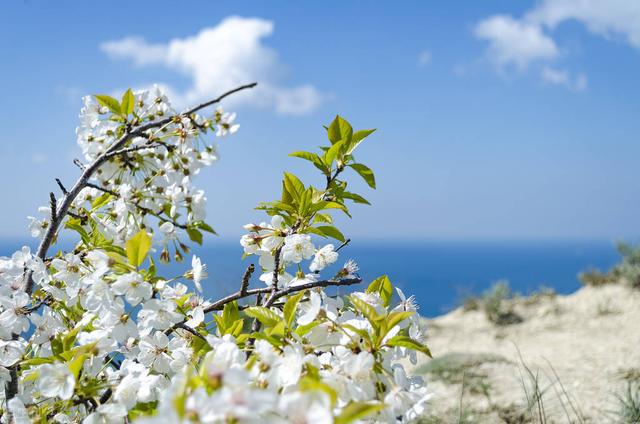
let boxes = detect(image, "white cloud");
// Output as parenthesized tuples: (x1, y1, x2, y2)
(541, 66, 570, 85)
(474, 1, 640, 90)
(418, 50, 432, 66)
(541, 66, 587, 91)
(100, 16, 323, 115)
(474, 15, 558, 69)
(528, 0, 640, 48)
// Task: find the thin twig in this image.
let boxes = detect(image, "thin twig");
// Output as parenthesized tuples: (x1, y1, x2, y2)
(165, 276, 362, 335)
(336, 238, 351, 252)
(73, 159, 86, 171)
(55, 178, 68, 195)
(49, 192, 57, 223)
(85, 182, 118, 197)
(104, 142, 165, 159)
(240, 264, 255, 295)
(175, 323, 209, 344)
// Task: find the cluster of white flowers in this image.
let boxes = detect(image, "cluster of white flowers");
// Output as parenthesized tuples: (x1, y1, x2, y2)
(241, 215, 343, 289)
(136, 287, 430, 424)
(0, 86, 430, 423)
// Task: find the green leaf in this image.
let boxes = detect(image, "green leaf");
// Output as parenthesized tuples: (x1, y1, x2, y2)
(51, 335, 64, 355)
(349, 163, 376, 189)
(283, 290, 306, 328)
(312, 200, 350, 217)
(327, 115, 353, 145)
(283, 172, 305, 200)
(244, 306, 282, 328)
(342, 323, 372, 343)
(250, 331, 284, 347)
(335, 402, 385, 424)
(323, 139, 346, 167)
(187, 228, 203, 245)
(126, 229, 152, 267)
(289, 151, 318, 161)
(221, 301, 240, 329)
(366, 275, 393, 307)
(314, 225, 346, 242)
(228, 319, 244, 338)
(385, 335, 432, 357)
(68, 353, 86, 380)
(341, 191, 371, 205)
(121, 88, 135, 116)
(313, 213, 333, 224)
(192, 221, 217, 234)
(65, 220, 90, 245)
(295, 320, 321, 336)
(347, 129, 376, 154)
(94, 94, 121, 115)
(299, 377, 338, 406)
(386, 310, 414, 333)
(297, 188, 313, 216)
(350, 295, 380, 327)
(20, 357, 54, 368)
(268, 320, 287, 338)
(91, 192, 112, 210)
(289, 151, 328, 173)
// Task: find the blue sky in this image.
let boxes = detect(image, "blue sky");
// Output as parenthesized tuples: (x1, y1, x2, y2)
(1, 0, 639, 241)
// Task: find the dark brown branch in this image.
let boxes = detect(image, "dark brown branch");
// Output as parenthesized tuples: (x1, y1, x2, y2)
(104, 142, 165, 159)
(164, 276, 362, 335)
(73, 159, 86, 171)
(85, 182, 118, 197)
(25, 294, 53, 313)
(240, 264, 255, 295)
(336, 238, 351, 252)
(49, 192, 57, 223)
(175, 323, 209, 344)
(67, 211, 86, 222)
(55, 178, 68, 195)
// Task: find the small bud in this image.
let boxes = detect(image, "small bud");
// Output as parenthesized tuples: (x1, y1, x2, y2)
(174, 249, 183, 262)
(160, 247, 170, 263)
(243, 223, 260, 232)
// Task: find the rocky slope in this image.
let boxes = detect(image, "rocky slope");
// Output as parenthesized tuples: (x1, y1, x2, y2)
(414, 284, 640, 423)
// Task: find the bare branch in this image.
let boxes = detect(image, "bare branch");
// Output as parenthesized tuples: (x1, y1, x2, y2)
(85, 182, 118, 197)
(175, 323, 209, 344)
(104, 142, 165, 159)
(49, 192, 57, 223)
(55, 178, 68, 195)
(336, 238, 351, 252)
(73, 159, 86, 171)
(240, 264, 255, 295)
(164, 276, 362, 336)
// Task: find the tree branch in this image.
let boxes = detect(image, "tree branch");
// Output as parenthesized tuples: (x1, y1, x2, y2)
(55, 178, 68, 195)
(240, 264, 255, 295)
(7, 83, 258, 406)
(26, 82, 257, 294)
(164, 276, 362, 335)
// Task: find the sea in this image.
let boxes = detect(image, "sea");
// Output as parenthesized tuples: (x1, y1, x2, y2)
(1, 239, 621, 317)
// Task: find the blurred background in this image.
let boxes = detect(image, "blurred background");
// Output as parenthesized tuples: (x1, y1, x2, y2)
(1, 1, 638, 315)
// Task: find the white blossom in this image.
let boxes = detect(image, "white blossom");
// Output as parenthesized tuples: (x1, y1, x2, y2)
(36, 363, 75, 400)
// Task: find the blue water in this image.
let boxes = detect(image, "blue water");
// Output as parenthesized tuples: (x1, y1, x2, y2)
(2, 239, 620, 317)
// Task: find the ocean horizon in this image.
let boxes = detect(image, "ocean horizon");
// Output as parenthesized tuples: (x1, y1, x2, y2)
(1, 238, 623, 317)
